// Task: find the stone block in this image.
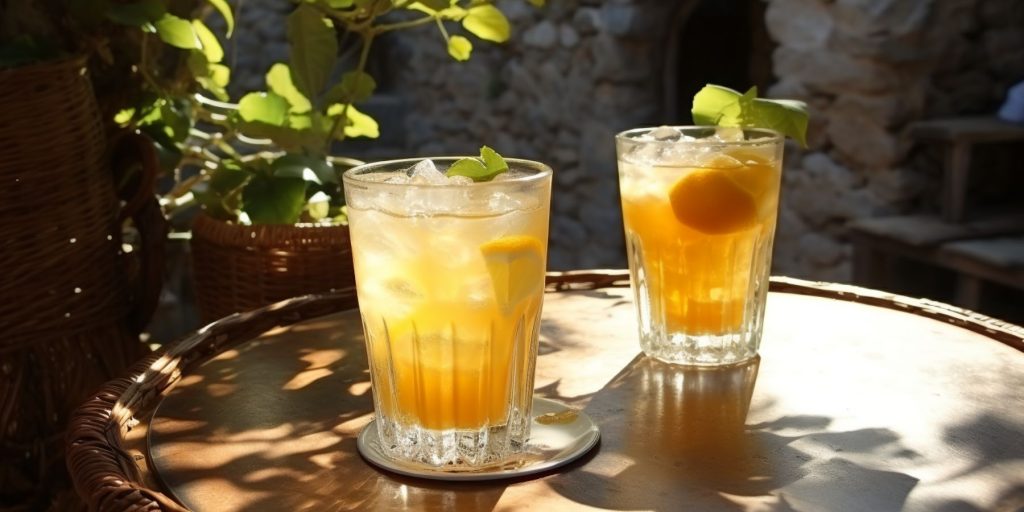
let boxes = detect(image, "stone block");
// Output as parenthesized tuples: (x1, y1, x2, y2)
(826, 110, 901, 169)
(798, 232, 845, 266)
(523, 20, 558, 49)
(773, 46, 903, 94)
(765, 0, 833, 50)
(833, 92, 920, 128)
(572, 7, 603, 35)
(560, 24, 581, 48)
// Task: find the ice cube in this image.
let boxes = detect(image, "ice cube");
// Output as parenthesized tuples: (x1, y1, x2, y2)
(650, 126, 682, 141)
(385, 173, 410, 184)
(714, 126, 745, 142)
(407, 159, 448, 185)
(695, 152, 744, 169)
(447, 175, 474, 186)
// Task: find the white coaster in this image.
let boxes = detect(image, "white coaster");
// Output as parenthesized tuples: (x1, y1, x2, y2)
(357, 397, 600, 481)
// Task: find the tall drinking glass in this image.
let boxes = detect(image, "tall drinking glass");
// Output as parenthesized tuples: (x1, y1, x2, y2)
(343, 158, 552, 469)
(616, 127, 784, 365)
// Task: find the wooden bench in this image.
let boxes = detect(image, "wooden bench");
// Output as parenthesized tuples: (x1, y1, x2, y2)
(849, 212, 1024, 309)
(848, 116, 1024, 312)
(907, 116, 1024, 222)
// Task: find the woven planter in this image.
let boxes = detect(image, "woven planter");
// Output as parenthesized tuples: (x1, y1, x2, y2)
(191, 213, 358, 324)
(0, 56, 165, 509)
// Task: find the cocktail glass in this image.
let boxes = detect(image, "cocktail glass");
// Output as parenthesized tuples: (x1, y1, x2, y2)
(343, 158, 552, 469)
(616, 126, 784, 365)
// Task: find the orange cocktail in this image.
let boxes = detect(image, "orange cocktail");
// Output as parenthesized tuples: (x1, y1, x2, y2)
(617, 127, 783, 365)
(344, 157, 551, 469)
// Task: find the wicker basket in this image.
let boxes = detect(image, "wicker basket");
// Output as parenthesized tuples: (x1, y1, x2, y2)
(0, 56, 165, 510)
(190, 213, 358, 324)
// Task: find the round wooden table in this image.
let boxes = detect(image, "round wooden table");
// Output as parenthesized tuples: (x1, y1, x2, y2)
(67, 272, 1024, 511)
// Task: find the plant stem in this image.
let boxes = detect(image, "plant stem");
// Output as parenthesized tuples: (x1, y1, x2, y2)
(326, 30, 374, 151)
(376, 15, 435, 34)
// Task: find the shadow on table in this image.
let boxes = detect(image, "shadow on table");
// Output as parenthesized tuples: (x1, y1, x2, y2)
(546, 355, 921, 511)
(148, 312, 609, 511)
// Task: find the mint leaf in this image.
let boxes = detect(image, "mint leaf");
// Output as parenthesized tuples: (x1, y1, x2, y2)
(445, 158, 489, 180)
(446, 146, 509, 182)
(692, 84, 809, 147)
(480, 145, 508, 175)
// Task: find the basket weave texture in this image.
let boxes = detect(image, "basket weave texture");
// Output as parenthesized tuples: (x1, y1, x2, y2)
(190, 213, 357, 324)
(0, 56, 163, 510)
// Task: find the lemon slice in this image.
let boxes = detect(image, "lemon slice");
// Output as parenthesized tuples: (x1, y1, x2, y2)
(480, 235, 545, 309)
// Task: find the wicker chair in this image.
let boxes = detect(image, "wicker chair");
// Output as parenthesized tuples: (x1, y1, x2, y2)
(0, 56, 165, 509)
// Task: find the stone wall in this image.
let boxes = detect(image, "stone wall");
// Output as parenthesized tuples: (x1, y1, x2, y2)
(765, 0, 1024, 281)
(391, 0, 680, 269)
(218, 0, 1024, 277)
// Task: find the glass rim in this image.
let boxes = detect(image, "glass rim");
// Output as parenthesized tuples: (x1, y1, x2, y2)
(615, 126, 784, 146)
(342, 156, 553, 189)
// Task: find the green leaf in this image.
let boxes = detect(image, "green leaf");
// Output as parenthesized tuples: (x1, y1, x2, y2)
(238, 92, 289, 125)
(527, 0, 544, 6)
(243, 174, 308, 224)
(447, 35, 472, 61)
(287, 5, 338, 100)
(324, 71, 376, 104)
(105, 0, 165, 26)
(343, 105, 379, 138)
(209, 63, 230, 87)
(445, 158, 488, 180)
(446, 146, 508, 182)
(480, 145, 508, 175)
(114, 107, 135, 125)
(463, 5, 510, 43)
(206, 0, 235, 36)
(192, 19, 223, 62)
(208, 164, 250, 195)
(235, 120, 322, 152)
(159, 102, 191, 142)
(155, 14, 200, 49)
(327, 0, 355, 7)
(691, 84, 809, 147)
(188, 51, 229, 99)
(308, 191, 331, 221)
(266, 63, 312, 113)
(272, 153, 337, 185)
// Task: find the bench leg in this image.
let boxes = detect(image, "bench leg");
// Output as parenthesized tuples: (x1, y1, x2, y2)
(954, 275, 982, 310)
(853, 243, 888, 289)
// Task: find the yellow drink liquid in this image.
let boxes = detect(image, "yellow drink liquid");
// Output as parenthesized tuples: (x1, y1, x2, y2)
(617, 130, 783, 365)
(353, 215, 547, 430)
(345, 159, 552, 468)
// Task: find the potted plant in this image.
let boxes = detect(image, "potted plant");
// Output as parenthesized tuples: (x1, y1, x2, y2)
(0, 0, 228, 507)
(141, 0, 543, 323)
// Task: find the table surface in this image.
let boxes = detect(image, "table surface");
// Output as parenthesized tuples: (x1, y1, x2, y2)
(140, 287, 1024, 512)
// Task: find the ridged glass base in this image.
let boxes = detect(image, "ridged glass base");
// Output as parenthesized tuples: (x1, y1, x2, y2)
(640, 331, 758, 366)
(375, 408, 530, 470)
